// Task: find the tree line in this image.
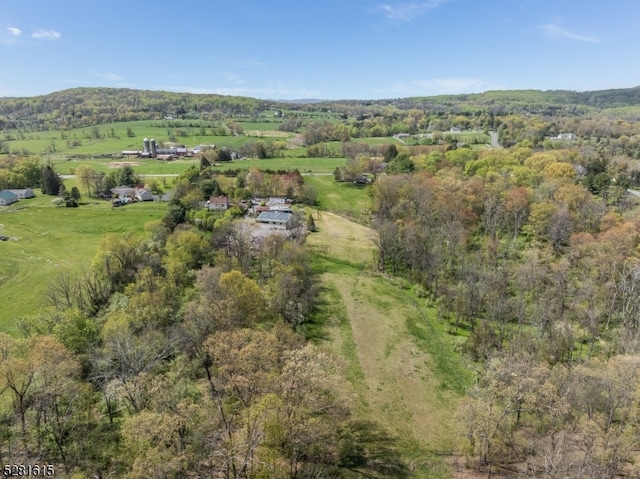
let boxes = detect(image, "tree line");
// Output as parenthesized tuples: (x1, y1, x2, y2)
(367, 132, 640, 476)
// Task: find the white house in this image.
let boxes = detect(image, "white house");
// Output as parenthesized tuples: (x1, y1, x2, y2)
(207, 195, 230, 211)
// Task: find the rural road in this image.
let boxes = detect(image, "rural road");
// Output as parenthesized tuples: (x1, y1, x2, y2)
(489, 131, 502, 148)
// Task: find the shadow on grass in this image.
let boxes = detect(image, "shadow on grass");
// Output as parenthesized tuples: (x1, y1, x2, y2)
(310, 253, 366, 275)
(337, 419, 410, 478)
(298, 283, 335, 342)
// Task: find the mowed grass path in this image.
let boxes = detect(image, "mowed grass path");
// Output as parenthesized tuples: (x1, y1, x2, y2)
(306, 212, 472, 478)
(0, 192, 165, 332)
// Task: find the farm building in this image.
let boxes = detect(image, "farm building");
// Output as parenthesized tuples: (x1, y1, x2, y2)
(111, 186, 136, 198)
(207, 195, 230, 211)
(8, 188, 34, 199)
(0, 190, 19, 206)
(255, 211, 295, 229)
(135, 189, 153, 202)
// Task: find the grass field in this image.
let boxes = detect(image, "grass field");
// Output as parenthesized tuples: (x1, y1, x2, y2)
(306, 212, 473, 478)
(303, 175, 371, 220)
(3, 120, 294, 157)
(0, 188, 165, 332)
(49, 156, 346, 177)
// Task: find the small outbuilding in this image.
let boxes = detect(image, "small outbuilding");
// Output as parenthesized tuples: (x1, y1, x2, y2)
(8, 188, 34, 199)
(111, 186, 136, 199)
(135, 188, 153, 202)
(0, 190, 18, 206)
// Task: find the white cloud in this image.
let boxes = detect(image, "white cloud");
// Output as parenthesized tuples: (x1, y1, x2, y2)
(539, 23, 601, 44)
(392, 77, 488, 95)
(377, 0, 449, 22)
(0, 27, 23, 45)
(32, 29, 61, 40)
(89, 70, 123, 82)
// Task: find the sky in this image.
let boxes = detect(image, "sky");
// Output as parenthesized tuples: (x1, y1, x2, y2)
(1, 0, 640, 100)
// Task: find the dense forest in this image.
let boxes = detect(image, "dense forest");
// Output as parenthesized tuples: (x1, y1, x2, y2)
(5, 86, 640, 477)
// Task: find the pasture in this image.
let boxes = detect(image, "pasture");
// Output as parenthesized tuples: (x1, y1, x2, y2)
(0, 189, 165, 331)
(2, 120, 294, 157)
(303, 175, 371, 220)
(306, 212, 472, 478)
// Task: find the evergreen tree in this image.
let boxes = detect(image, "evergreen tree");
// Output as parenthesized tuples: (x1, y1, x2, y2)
(307, 213, 317, 232)
(40, 164, 62, 195)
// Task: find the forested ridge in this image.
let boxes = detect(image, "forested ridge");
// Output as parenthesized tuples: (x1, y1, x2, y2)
(2, 85, 640, 131)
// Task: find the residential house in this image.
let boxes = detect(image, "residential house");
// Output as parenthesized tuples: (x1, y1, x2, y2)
(0, 190, 19, 206)
(207, 195, 230, 211)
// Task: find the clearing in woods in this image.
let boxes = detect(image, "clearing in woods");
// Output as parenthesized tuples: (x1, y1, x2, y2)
(306, 211, 473, 478)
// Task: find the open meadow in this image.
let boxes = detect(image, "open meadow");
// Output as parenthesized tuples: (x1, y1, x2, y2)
(0, 189, 165, 332)
(3, 119, 297, 157)
(305, 211, 473, 478)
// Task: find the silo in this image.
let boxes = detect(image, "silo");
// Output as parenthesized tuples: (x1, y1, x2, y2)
(150, 139, 157, 157)
(143, 138, 150, 154)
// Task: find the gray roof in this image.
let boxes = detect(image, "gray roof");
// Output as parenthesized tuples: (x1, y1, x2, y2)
(0, 190, 18, 201)
(256, 211, 292, 223)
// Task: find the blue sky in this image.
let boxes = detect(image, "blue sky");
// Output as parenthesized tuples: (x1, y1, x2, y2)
(1, 0, 639, 100)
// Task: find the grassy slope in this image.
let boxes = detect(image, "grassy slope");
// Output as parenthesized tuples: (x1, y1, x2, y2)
(0, 188, 165, 332)
(303, 176, 371, 220)
(306, 211, 473, 478)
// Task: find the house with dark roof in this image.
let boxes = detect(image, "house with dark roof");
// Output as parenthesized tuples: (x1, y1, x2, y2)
(0, 190, 18, 206)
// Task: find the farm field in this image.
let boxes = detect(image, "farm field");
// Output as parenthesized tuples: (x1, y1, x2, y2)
(306, 212, 473, 478)
(0, 189, 165, 332)
(2, 120, 294, 157)
(50, 156, 346, 176)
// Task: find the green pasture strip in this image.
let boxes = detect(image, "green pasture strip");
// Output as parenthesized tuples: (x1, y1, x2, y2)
(352, 137, 402, 145)
(213, 157, 346, 174)
(237, 122, 282, 131)
(52, 157, 198, 176)
(303, 175, 371, 219)
(0, 190, 165, 332)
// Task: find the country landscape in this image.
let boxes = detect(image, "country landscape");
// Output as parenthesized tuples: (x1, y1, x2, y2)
(3, 85, 640, 478)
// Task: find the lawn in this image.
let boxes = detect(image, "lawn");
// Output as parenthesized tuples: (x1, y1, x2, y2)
(0, 188, 166, 332)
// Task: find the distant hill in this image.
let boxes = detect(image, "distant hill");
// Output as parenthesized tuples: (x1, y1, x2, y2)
(2, 86, 640, 130)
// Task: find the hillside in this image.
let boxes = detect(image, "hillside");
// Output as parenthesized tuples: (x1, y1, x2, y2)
(2, 86, 640, 132)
